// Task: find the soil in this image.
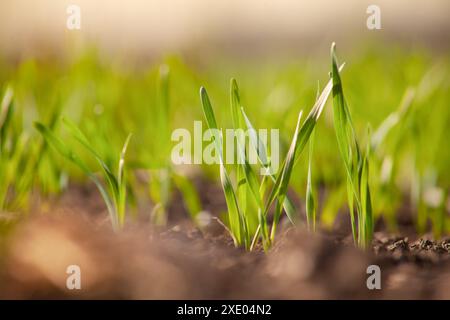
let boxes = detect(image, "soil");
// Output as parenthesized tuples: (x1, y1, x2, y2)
(0, 184, 449, 300)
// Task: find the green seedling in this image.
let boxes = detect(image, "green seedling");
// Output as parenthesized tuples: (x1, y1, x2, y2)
(330, 43, 373, 248)
(146, 65, 202, 225)
(35, 118, 132, 230)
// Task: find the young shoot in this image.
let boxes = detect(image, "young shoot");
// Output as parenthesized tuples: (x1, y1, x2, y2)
(35, 118, 132, 230)
(330, 43, 373, 248)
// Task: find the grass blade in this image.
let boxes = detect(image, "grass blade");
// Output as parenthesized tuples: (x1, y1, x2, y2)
(200, 86, 247, 246)
(306, 128, 316, 232)
(241, 107, 297, 224)
(62, 117, 120, 198)
(35, 121, 118, 228)
(0, 86, 14, 151)
(266, 111, 303, 240)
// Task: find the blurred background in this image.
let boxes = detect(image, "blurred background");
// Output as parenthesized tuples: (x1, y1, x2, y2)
(0, 0, 449, 60)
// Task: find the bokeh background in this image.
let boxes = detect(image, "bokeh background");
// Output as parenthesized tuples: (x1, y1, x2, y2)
(0, 0, 449, 59)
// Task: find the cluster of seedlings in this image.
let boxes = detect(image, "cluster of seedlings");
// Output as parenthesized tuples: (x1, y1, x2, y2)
(0, 44, 448, 250)
(197, 44, 374, 249)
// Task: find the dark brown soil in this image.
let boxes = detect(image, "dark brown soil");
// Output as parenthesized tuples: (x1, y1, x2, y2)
(0, 185, 449, 300)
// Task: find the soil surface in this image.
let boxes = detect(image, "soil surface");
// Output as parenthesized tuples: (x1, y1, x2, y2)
(0, 185, 449, 299)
